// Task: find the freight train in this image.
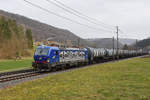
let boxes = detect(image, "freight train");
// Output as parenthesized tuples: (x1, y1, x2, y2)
(32, 45, 147, 71)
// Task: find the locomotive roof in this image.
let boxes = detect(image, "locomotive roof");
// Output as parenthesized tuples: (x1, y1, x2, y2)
(37, 45, 59, 50)
(37, 45, 88, 51)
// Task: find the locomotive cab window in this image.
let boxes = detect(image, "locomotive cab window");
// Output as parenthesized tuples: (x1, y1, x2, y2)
(35, 48, 49, 56)
(56, 51, 59, 55)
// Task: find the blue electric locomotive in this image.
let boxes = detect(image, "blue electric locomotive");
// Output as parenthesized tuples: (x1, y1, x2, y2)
(32, 45, 89, 71)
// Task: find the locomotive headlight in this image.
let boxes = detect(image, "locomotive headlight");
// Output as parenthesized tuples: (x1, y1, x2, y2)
(39, 57, 42, 60)
(47, 58, 50, 62)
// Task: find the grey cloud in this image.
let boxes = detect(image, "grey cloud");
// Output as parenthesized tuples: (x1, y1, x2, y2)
(0, 0, 149, 39)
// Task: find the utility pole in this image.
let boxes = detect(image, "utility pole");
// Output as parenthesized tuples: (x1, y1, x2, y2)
(112, 36, 115, 60)
(116, 26, 119, 60)
(136, 39, 138, 56)
(78, 38, 80, 48)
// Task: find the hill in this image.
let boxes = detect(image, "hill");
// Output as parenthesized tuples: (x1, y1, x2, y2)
(136, 38, 150, 49)
(119, 38, 136, 45)
(0, 10, 89, 47)
(86, 38, 123, 49)
(0, 10, 137, 48)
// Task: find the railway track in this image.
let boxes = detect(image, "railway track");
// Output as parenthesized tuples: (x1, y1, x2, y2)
(0, 69, 34, 77)
(0, 72, 40, 83)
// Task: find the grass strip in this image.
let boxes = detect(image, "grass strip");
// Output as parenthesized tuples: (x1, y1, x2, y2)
(0, 58, 33, 72)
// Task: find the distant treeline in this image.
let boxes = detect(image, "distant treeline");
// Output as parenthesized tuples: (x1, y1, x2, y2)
(0, 16, 33, 59)
(136, 38, 150, 48)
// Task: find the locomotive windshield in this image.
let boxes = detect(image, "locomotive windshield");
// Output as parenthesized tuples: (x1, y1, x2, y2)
(35, 48, 49, 56)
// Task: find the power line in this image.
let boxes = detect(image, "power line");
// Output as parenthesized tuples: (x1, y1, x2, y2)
(118, 29, 124, 34)
(46, 0, 115, 31)
(116, 26, 119, 60)
(53, 0, 115, 29)
(23, 0, 114, 33)
(119, 29, 150, 35)
(118, 29, 150, 40)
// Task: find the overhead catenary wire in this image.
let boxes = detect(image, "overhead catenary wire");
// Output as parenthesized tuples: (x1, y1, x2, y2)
(53, 0, 115, 29)
(118, 29, 124, 34)
(119, 29, 148, 35)
(23, 0, 114, 33)
(118, 29, 150, 40)
(46, 0, 115, 31)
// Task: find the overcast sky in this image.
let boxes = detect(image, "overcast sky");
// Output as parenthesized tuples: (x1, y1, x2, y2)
(0, 0, 150, 40)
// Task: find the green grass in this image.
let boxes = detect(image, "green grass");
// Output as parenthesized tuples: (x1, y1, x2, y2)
(0, 58, 33, 72)
(0, 57, 150, 100)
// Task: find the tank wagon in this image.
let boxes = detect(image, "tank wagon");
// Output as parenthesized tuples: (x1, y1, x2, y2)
(32, 45, 147, 71)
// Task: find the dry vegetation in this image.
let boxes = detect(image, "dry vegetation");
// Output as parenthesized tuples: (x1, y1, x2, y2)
(0, 16, 33, 59)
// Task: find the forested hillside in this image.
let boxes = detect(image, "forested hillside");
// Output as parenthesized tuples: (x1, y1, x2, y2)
(0, 10, 89, 46)
(136, 38, 150, 49)
(0, 16, 33, 59)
